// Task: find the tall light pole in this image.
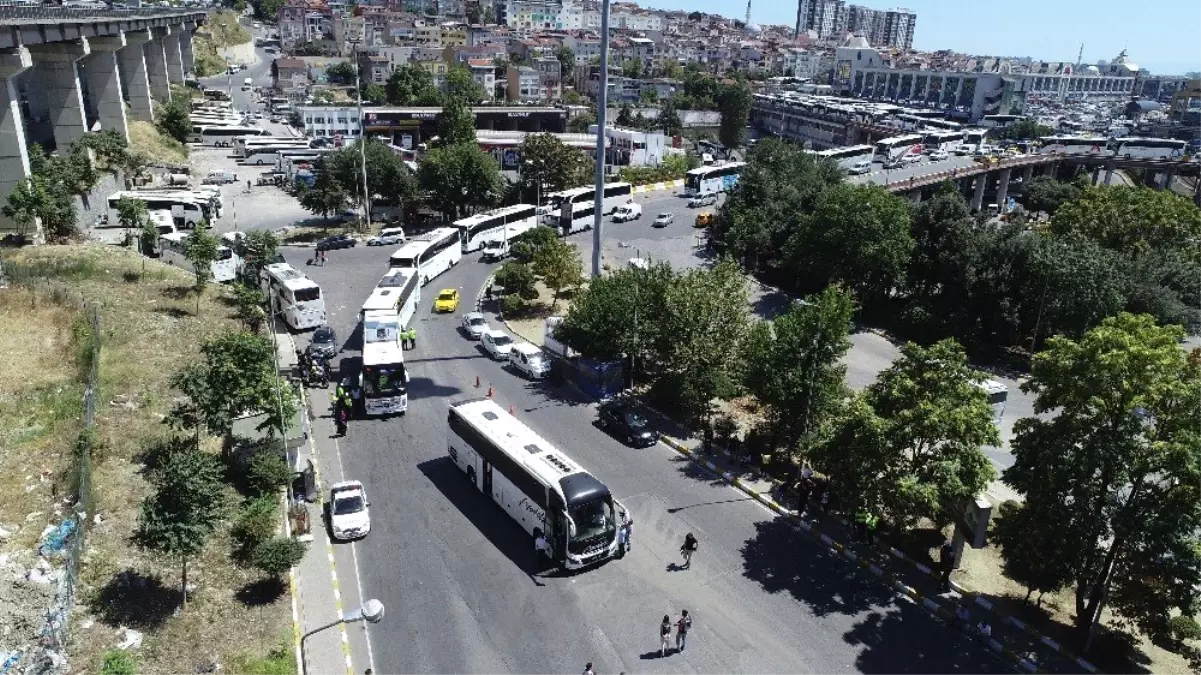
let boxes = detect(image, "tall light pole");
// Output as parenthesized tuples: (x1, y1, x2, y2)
(300, 599, 384, 675)
(347, 18, 371, 228)
(590, 0, 611, 279)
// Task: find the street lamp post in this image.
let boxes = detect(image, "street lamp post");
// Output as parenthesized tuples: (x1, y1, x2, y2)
(590, 0, 611, 279)
(299, 599, 384, 675)
(347, 21, 371, 229)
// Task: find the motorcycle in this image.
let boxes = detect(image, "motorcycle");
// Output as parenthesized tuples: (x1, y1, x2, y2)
(302, 356, 329, 388)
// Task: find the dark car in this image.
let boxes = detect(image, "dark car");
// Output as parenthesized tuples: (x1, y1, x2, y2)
(309, 325, 338, 359)
(316, 234, 356, 251)
(597, 401, 659, 447)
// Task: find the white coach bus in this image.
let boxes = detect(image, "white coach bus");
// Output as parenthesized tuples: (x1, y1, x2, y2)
(260, 263, 326, 331)
(387, 228, 462, 286)
(158, 232, 239, 283)
(544, 182, 634, 236)
(360, 268, 420, 348)
(454, 204, 539, 253)
(447, 398, 626, 570)
(360, 340, 409, 417)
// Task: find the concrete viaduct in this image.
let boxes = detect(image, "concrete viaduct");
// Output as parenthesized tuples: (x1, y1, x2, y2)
(1, 5, 206, 231)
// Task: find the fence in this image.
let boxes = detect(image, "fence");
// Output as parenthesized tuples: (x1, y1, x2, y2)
(0, 259, 98, 675)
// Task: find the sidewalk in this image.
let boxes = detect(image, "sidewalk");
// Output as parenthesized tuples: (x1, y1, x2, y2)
(658, 435, 1097, 675)
(275, 324, 373, 675)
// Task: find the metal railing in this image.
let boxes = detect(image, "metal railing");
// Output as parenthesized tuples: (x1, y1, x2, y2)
(0, 5, 205, 23)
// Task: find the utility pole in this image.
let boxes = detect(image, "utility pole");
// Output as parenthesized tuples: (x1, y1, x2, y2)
(348, 17, 371, 228)
(590, 0, 611, 279)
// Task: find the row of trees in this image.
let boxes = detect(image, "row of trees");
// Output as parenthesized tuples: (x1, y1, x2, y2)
(492, 226, 584, 314)
(714, 138, 1201, 355)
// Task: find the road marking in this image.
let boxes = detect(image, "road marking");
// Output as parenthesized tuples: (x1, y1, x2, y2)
(331, 428, 380, 675)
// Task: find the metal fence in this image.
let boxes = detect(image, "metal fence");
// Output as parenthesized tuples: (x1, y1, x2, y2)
(0, 6, 205, 23)
(0, 260, 98, 675)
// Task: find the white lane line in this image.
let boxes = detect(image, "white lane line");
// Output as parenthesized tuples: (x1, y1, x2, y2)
(331, 432, 380, 675)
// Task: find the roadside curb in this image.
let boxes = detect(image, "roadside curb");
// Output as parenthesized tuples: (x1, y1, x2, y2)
(656, 434, 1099, 675)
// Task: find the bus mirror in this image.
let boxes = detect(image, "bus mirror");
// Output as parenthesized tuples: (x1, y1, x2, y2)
(563, 511, 576, 538)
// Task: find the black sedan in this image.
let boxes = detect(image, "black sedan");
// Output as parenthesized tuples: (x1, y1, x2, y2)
(308, 325, 338, 359)
(316, 234, 357, 251)
(597, 401, 660, 447)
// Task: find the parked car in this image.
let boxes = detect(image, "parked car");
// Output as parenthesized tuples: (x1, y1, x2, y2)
(688, 193, 717, 208)
(954, 145, 975, 156)
(508, 342, 550, 379)
(460, 312, 489, 339)
(366, 227, 406, 247)
(316, 233, 356, 251)
(901, 153, 921, 165)
(612, 203, 642, 222)
(434, 288, 460, 313)
(328, 480, 370, 541)
(694, 212, 714, 228)
(481, 329, 515, 360)
(652, 212, 675, 228)
(846, 160, 873, 175)
(309, 325, 338, 359)
(883, 157, 905, 170)
(597, 400, 660, 447)
(928, 149, 949, 161)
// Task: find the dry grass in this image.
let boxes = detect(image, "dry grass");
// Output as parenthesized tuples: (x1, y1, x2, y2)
(1, 245, 291, 674)
(129, 121, 188, 167)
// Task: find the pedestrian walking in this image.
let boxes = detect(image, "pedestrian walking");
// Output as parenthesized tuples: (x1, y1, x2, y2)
(485, 281, 493, 302)
(320, 249, 328, 266)
(865, 510, 878, 545)
(702, 421, 714, 454)
(659, 615, 672, 656)
(680, 532, 698, 569)
(675, 610, 692, 652)
(335, 405, 349, 437)
(853, 507, 870, 543)
(534, 528, 551, 572)
(939, 538, 955, 590)
(582, 663, 595, 675)
(617, 512, 632, 555)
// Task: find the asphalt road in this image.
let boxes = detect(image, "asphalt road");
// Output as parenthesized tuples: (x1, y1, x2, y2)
(848, 154, 983, 188)
(286, 229, 1009, 673)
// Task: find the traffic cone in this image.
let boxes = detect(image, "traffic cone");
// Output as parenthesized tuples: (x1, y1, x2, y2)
(486, 386, 493, 398)
(474, 375, 480, 388)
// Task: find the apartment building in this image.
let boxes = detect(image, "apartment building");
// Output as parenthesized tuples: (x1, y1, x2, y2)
(562, 34, 600, 64)
(468, 59, 497, 100)
(507, 65, 542, 101)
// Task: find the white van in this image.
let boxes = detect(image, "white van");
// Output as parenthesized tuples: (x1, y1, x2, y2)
(612, 203, 642, 222)
(508, 342, 550, 379)
(481, 239, 509, 262)
(847, 160, 872, 175)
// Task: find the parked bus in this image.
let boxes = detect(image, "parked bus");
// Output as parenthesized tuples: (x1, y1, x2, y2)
(921, 130, 966, 152)
(106, 191, 215, 229)
(683, 162, 745, 197)
(1109, 137, 1187, 160)
(873, 134, 925, 161)
(1038, 136, 1108, 155)
(187, 125, 269, 147)
(980, 114, 1025, 129)
(234, 136, 311, 158)
(360, 340, 409, 417)
(361, 268, 420, 349)
(242, 144, 318, 166)
(447, 398, 626, 570)
(813, 144, 875, 167)
(964, 128, 989, 150)
(387, 227, 462, 286)
(455, 204, 539, 253)
(158, 232, 239, 283)
(260, 263, 326, 331)
(543, 183, 634, 235)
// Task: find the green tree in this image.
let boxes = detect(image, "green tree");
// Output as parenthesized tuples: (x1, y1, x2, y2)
(658, 99, 682, 137)
(567, 109, 596, 133)
(1050, 185, 1201, 254)
(532, 238, 584, 309)
(326, 138, 419, 219)
(717, 80, 752, 148)
(555, 45, 575, 78)
(616, 103, 635, 127)
(1020, 174, 1088, 217)
(482, 5, 495, 23)
(417, 142, 503, 219)
(298, 158, 349, 221)
(115, 196, 148, 249)
(493, 261, 539, 300)
(168, 330, 298, 445)
(231, 495, 278, 556)
(509, 225, 560, 264)
(639, 88, 658, 105)
(562, 89, 584, 105)
(230, 283, 268, 333)
(183, 221, 221, 309)
(519, 133, 590, 197)
(249, 536, 307, 579)
(466, 2, 481, 23)
(101, 649, 138, 675)
(742, 285, 856, 452)
(157, 95, 191, 144)
(363, 83, 388, 105)
(812, 340, 998, 527)
(251, 0, 285, 21)
(622, 58, 643, 79)
(324, 60, 357, 85)
(232, 229, 280, 283)
(1003, 313, 1201, 647)
(445, 63, 486, 103)
(991, 500, 1075, 605)
(134, 447, 227, 609)
(385, 62, 442, 106)
(788, 183, 914, 307)
(2, 147, 82, 241)
(658, 260, 752, 419)
(437, 95, 478, 147)
(247, 446, 292, 497)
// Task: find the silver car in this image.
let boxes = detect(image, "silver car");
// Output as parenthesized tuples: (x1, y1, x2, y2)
(652, 212, 675, 228)
(460, 312, 489, 339)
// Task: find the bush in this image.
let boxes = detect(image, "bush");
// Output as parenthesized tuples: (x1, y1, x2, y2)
(500, 294, 526, 315)
(247, 448, 292, 497)
(101, 649, 138, 675)
(1167, 614, 1201, 645)
(250, 536, 307, 578)
(232, 495, 279, 556)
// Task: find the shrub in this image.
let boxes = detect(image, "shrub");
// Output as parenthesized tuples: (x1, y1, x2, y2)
(500, 294, 526, 315)
(247, 448, 292, 497)
(232, 496, 279, 556)
(250, 536, 307, 578)
(101, 649, 138, 675)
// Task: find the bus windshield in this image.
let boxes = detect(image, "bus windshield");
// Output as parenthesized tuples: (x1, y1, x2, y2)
(362, 364, 407, 397)
(567, 499, 616, 554)
(294, 287, 321, 303)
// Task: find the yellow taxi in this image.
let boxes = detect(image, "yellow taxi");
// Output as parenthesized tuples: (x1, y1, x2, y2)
(694, 211, 714, 228)
(434, 288, 460, 313)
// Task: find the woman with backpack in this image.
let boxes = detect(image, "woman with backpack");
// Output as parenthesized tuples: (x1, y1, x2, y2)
(680, 533, 698, 569)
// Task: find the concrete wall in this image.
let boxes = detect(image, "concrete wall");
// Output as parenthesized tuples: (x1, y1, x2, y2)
(218, 41, 255, 67)
(75, 169, 125, 233)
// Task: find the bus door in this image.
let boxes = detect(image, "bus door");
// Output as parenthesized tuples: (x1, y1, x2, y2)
(548, 492, 568, 565)
(482, 461, 493, 498)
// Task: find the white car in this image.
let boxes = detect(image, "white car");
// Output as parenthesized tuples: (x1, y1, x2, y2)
(366, 227, 406, 246)
(687, 193, 717, 208)
(928, 150, 949, 161)
(461, 312, 489, 339)
(481, 329, 515, 360)
(329, 480, 370, 541)
(901, 153, 921, 165)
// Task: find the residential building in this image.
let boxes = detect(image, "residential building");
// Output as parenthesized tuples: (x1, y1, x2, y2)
(880, 8, 916, 50)
(1169, 79, 1201, 124)
(531, 56, 563, 100)
(588, 124, 667, 167)
(439, 0, 466, 16)
(629, 36, 655, 70)
(363, 53, 392, 85)
(468, 59, 497, 100)
(278, 0, 330, 48)
(445, 42, 510, 64)
(441, 22, 468, 45)
(299, 104, 568, 145)
(273, 57, 310, 89)
(415, 22, 442, 46)
(779, 47, 823, 80)
(611, 6, 662, 31)
(562, 34, 600, 64)
(301, 106, 362, 139)
(501, 0, 565, 30)
(795, 0, 845, 40)
(507, 64, 542, 101)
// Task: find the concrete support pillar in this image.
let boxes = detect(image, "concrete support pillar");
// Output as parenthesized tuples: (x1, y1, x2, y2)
(1103, 159, 1116, 186)
(972, 174, 987, 212)
(144, 27, 171, 102)
(1161, 169, 1175, 191)
(922, 76, 931, 101)
(29, 39, 91, 152)
(119, 30, 154, 122)
(178, 26, 195, 76)
(995, 168, 1012, 212)
(908, 76, 917, 100)
(1193, 175, 1201, 207)
(1022, 165, 1034, 183)
(954, 77, 964, 106)
(0, 47, 34, 238)
(81, 35, 128, 141)
(163, 28, 184, 85)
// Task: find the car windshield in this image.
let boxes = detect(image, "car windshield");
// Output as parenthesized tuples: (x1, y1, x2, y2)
(491, 335, 512, 346)
(658, 213, 670, 219)
(333, 494, 364, 515)
(363, 364, 406, 396)
(467, 317, 486, 326)
(313, 328, 334, 343)
(568, 499, 616, 553)
(621, 409, 648, 429)
(438, 292, 456, 301)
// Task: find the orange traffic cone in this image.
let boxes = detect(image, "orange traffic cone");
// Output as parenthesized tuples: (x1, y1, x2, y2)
(474, 375, 480, 388)
(486, 386, 493, 398)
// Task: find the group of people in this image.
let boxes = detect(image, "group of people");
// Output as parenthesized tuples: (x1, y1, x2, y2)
(296, 348, 330, 387)
(330, 381, 354, 436)
(311, 249, 329, 266)
(658, 610, 693, 656)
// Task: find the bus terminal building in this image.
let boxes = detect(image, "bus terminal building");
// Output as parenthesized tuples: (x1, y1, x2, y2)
(298, 105, 569, 148)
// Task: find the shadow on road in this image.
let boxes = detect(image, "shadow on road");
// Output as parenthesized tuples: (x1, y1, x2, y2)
(844, 607, 1008, 674)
